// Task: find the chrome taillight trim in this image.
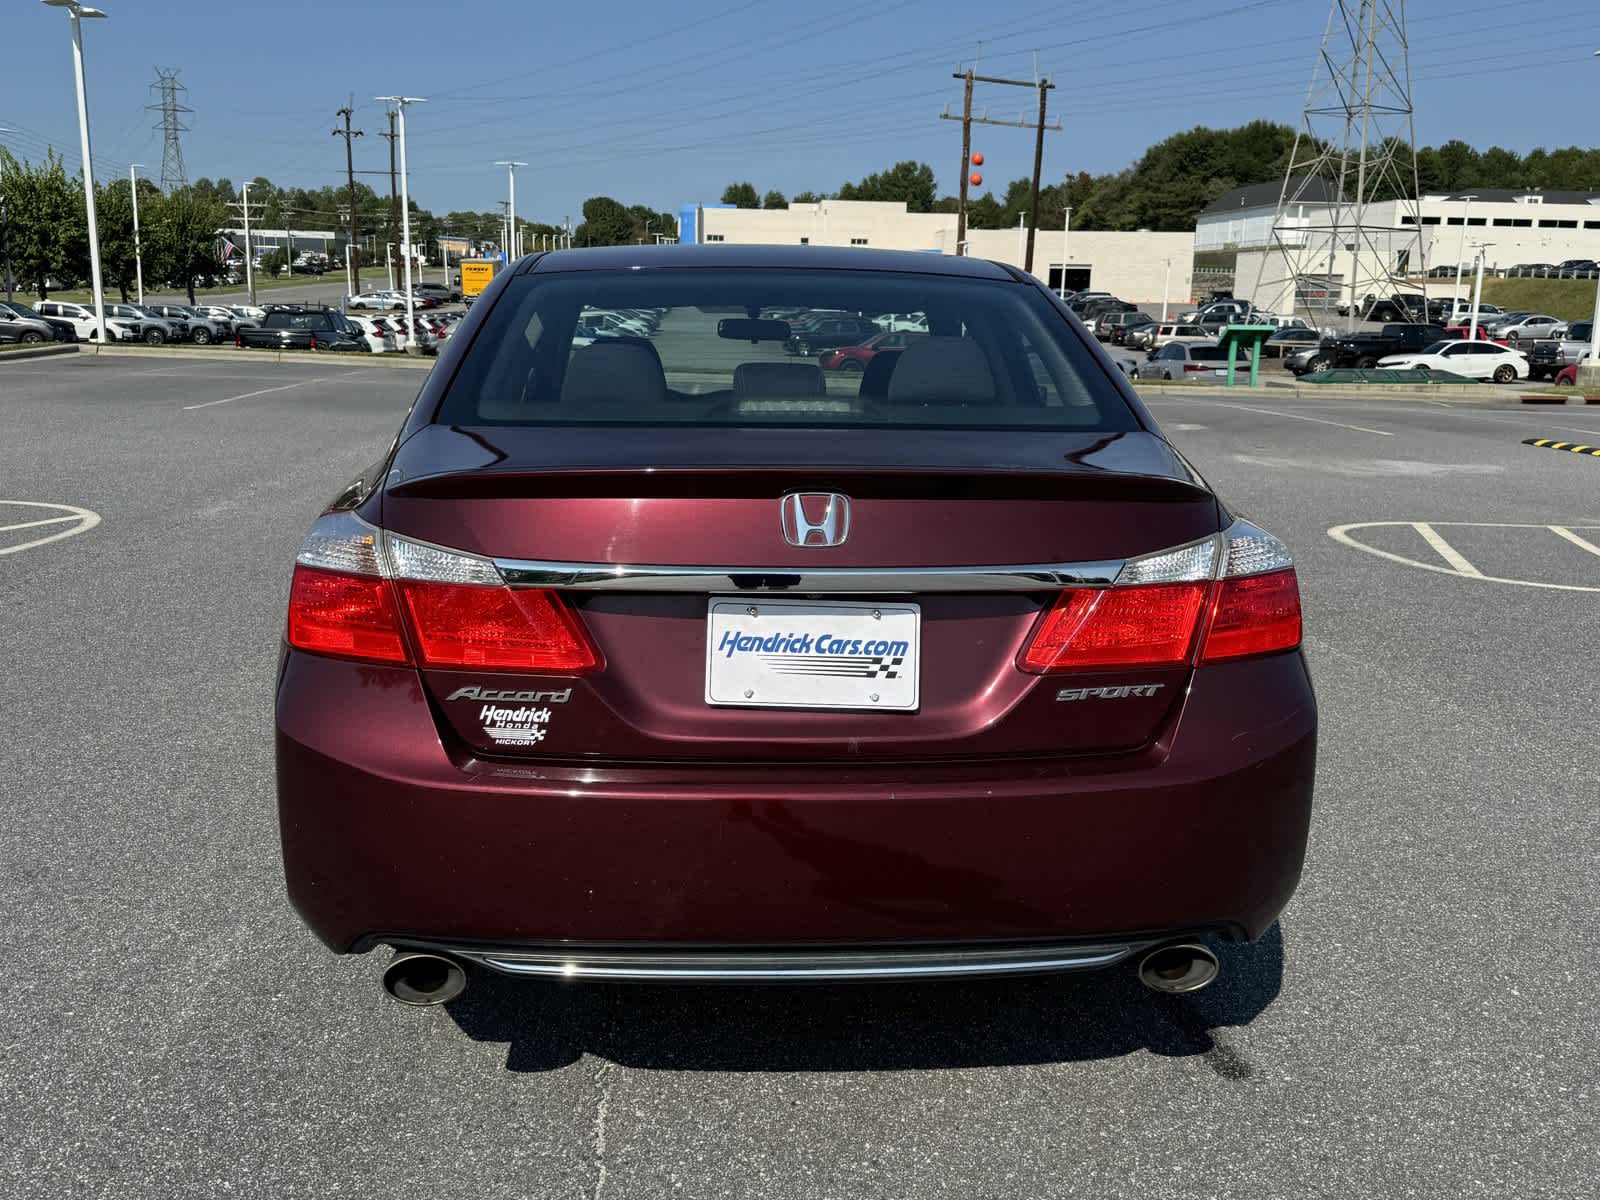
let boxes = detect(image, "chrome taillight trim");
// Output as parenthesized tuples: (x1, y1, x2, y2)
(492, 558, 1125, 593)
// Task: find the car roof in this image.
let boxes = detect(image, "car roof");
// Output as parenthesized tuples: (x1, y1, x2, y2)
(521, 243, 1018, 280)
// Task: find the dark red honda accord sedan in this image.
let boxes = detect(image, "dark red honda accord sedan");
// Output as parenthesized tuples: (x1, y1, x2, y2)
(275, 245, 1315, 1006)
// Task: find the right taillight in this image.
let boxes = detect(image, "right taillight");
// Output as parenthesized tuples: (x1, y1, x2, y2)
(1200, 569, 1301, 662)
(1018, 520, 1301, 672)
(284, 512, 599, 673)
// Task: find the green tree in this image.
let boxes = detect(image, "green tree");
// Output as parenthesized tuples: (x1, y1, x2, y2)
(965, 191, 1004, 229)
(837, 161, 937, 212)
(792, 191, 823, 204)
(721, 181, 760, 209)
(93, 177, 138, 301)
(3, 150, 82, 298)
(259, 247, 287, 277)
(147, 186, 229, 302)
(762, 190, 787, 210)
(575, 196, 635, 246)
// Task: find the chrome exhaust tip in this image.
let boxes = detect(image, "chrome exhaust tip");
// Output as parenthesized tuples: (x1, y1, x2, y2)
(1136, 942, 1220, 994)
(381, 950, 469, 1007)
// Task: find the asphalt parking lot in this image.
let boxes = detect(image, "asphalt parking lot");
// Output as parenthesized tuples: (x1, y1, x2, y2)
(3, 356, 1596, 1199)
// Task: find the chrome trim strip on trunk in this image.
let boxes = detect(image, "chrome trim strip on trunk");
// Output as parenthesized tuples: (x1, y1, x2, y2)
(493, 559, 1125, 593)
(411, 940, 1155, 983)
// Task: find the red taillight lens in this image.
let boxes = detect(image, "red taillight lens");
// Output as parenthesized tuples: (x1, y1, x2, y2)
(286, 566, 408, 663)
(1183, 362, 1207, 372)
(1199, 569, 1301, 662)
(1018, 583, 1209, 672)
(398, 582, 600, 671)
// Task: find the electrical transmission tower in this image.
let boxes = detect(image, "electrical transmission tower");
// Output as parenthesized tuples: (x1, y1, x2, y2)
(1252, 0, 1426, 326)
(148, 67, 192, 193)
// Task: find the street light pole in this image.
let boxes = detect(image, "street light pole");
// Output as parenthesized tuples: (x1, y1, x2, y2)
(1162, 257, 1171, 322)
(1467, 242, 1493, 342)
(44, 0, 109, 343)
(1058, 205, 1071, 300)
(0, 125, 17, 301)
(1451, 194, 1476, 319)
(1588, 52, 1600, 383)
(240, 180, 255, 305)
(129, 163, 145, 303)
(495, 160, 526, 259)
(377, 95, 426, 352)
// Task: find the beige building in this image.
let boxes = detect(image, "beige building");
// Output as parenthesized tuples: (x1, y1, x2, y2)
(695, 200, 1196, 306)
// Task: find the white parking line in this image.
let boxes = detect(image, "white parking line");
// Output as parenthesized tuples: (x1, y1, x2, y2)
(183, 378, 328, 410)
(1548, 526, 1600, 559)
(1328, 520, 1600, 593)
(0, 514, 82, 534)
(1149, 396, 1393, 436)
(0, 501, 101, 557)
(1412, 522, 1484, 576)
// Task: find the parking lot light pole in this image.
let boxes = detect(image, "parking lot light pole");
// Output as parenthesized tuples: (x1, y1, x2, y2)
(129, 163, 145, 303)
(376, 95, 425, 352)
(1162, 257, 1171, 322)
(1467, 242, 1493, 341)
(1588, 53, 1600, 383)
(240, 181, 255, 305)
(495, 161, 526, 260)
(1058, 205, 1071, 300)
(44, 0, 109, 344)
(1, 126, 17, 301)
(1451, 194, 1477, 318)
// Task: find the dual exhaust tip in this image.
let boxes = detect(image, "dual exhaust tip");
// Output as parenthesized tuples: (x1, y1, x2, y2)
(1136, 942, 1220, 994)
(382, 951, 469, 1006)
(379, 942, 1219, 1004)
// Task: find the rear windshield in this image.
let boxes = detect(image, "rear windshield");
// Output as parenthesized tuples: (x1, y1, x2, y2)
(265, 313, 331, 330)
(435, 268, 1138, 431)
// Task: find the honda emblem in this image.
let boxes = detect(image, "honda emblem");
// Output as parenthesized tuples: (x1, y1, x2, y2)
(780, 492, 851, 548)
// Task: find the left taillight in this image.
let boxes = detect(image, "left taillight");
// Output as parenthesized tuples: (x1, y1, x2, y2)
(285, 512, 599, 672)
(1017, 520, 1301, 673)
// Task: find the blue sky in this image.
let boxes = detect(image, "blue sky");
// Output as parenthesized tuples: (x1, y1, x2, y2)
(5, 0, 1595, 228)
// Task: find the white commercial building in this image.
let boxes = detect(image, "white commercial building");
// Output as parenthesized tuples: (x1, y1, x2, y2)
(1200, 181, 1600, 310)
(688, 199, 1195, 307)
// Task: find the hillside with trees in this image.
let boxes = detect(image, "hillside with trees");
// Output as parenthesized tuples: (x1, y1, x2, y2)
(721, 123, 1600, 234)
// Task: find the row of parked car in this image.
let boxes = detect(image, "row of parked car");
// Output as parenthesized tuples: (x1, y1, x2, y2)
(346, 283, 462, 310)
(0, 298, 268, 346)
(235, 304, 468, 356)
(1424, 259, 1599, 280)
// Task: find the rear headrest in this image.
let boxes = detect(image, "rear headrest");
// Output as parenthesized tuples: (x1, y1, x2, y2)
(883, 337, 996, 405)
(733, 361, 826, 396)
(561, 341, 665, 407)
(858, 349, 903, 398)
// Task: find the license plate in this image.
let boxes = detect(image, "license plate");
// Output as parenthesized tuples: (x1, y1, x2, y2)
(705, 598, 920, 711)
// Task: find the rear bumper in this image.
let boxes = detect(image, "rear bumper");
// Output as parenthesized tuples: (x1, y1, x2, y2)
(276, 652, 1316, 955)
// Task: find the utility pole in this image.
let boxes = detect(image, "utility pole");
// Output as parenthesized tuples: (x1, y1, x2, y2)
(333, 106, 364, 294)
(940, 68, 1060, 265)
(380, 108, 399, 292)
(1024, 79, 1053, 273)
(953, 69, 973, 254)
(227, 182, 255, 304)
